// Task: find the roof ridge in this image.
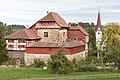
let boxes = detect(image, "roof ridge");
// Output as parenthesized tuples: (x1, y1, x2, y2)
(78, 26, 89, 35)
(24, 29, 30, 39)
(50, 12, 56, 21)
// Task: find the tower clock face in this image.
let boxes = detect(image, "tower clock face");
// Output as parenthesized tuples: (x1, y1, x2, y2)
(98, 32, 100, 34)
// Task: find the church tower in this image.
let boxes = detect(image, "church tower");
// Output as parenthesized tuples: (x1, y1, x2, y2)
(96, 8, 102, 51)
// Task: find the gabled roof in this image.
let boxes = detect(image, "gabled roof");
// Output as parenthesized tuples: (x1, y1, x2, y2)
(39, 12, 69, 28)
(69, 26, 89, 36)
(4, 29, 41, 39)
(27, 41, 85, 48)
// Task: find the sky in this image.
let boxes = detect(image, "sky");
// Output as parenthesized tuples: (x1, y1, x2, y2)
(0, 0, 120, 27)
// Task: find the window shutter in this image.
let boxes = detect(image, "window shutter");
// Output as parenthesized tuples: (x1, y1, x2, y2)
(18, 40, 20, 43)
(18, 45, 20, 48)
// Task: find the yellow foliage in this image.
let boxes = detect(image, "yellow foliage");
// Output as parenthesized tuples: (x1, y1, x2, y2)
(104, 22, 120, 40)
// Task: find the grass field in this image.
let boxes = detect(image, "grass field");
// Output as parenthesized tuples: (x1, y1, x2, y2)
(0, 67, 119, 80)
(90, 77, 120, 80)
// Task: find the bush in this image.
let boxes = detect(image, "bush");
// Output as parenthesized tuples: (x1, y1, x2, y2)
(77, 65, 99, 72)
(6, 58, 17, 66)
(47, 51, 72, 74)
(34, 59, 46, 68)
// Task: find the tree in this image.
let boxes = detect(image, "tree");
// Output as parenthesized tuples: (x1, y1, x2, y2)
(68, 22, 96, 32)
(0, 24, 13, 36)
(0, 25, 8, 65)
(48, 50, 71, 74)
(85, 25, 98, 65)
(103, 23, 120, 68)
(8, 24, 26, 29)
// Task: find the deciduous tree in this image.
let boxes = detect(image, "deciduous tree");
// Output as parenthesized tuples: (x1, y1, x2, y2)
(103, 23, 120, 68)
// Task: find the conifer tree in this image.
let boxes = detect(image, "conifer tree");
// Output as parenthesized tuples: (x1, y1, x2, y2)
(0, 25, 8, 65)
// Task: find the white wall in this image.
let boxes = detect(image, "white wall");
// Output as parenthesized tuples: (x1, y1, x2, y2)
(6, 40, 26, 50)
(96, 30, 102, 50)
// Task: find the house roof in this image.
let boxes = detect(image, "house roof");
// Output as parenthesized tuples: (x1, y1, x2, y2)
(27, 41, 85, 48)
(4, 29, 41, 39)
(39, 12, 69, 28)
(69, 26, 89, 35)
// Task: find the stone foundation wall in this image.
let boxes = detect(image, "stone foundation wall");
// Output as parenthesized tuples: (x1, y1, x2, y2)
(24, 51, 85, 65)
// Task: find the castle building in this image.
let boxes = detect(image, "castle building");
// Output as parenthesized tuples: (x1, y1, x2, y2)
(5, 12, 89, 65)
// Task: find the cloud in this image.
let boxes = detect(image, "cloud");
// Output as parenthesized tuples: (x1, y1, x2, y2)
(0, 0, 120, 26)
(109, 10, 120, 13)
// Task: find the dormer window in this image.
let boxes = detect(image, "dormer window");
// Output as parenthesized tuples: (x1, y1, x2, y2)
(44, 32, 48, 37)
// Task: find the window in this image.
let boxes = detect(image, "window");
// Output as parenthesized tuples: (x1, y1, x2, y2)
(20, 45, 25, 48)
(16, 53, 20, 59)
(63, 32, 65, 36)
(44, 32, 48, 37)
(18, 45, 25, 48)
(18, 39, 25, 43)
(49, 48, 51, 51)
(35, 39, 39, 42)
(8, 45, 14, 48)
(8, 40, 14, 43)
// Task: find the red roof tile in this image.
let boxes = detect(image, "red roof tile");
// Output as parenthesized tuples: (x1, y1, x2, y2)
(27, 41, 85, 48)
(69, 26, 89, 35)
(40, 12, 69, 28)
(4, 29, 41, 39)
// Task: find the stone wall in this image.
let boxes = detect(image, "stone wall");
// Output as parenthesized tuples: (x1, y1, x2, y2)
(25, 51, 86, 65)
(25, 53, 50, 65)
(38, 29, 67, 43)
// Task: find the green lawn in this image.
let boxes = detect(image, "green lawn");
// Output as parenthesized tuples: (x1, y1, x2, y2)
(91, 77, 120, 80)
(0, 67, 52, 80)
(0, 67, 119, 80)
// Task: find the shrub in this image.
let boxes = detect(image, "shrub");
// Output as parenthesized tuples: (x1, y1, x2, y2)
(7, 58, 17, 66)
(77, 65, 99, 72)
(47, 51, 73, 74)
(34, 59, 46, 68)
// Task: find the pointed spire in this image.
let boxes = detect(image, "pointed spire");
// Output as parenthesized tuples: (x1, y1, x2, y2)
(96, 6, 102, 31)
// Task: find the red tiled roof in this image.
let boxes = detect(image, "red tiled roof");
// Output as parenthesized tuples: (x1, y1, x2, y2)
(27, 41, 85, 48)
(4, 29, 41, 39)
(69, 26, 89, 35)
(39, 12, 69, 28)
